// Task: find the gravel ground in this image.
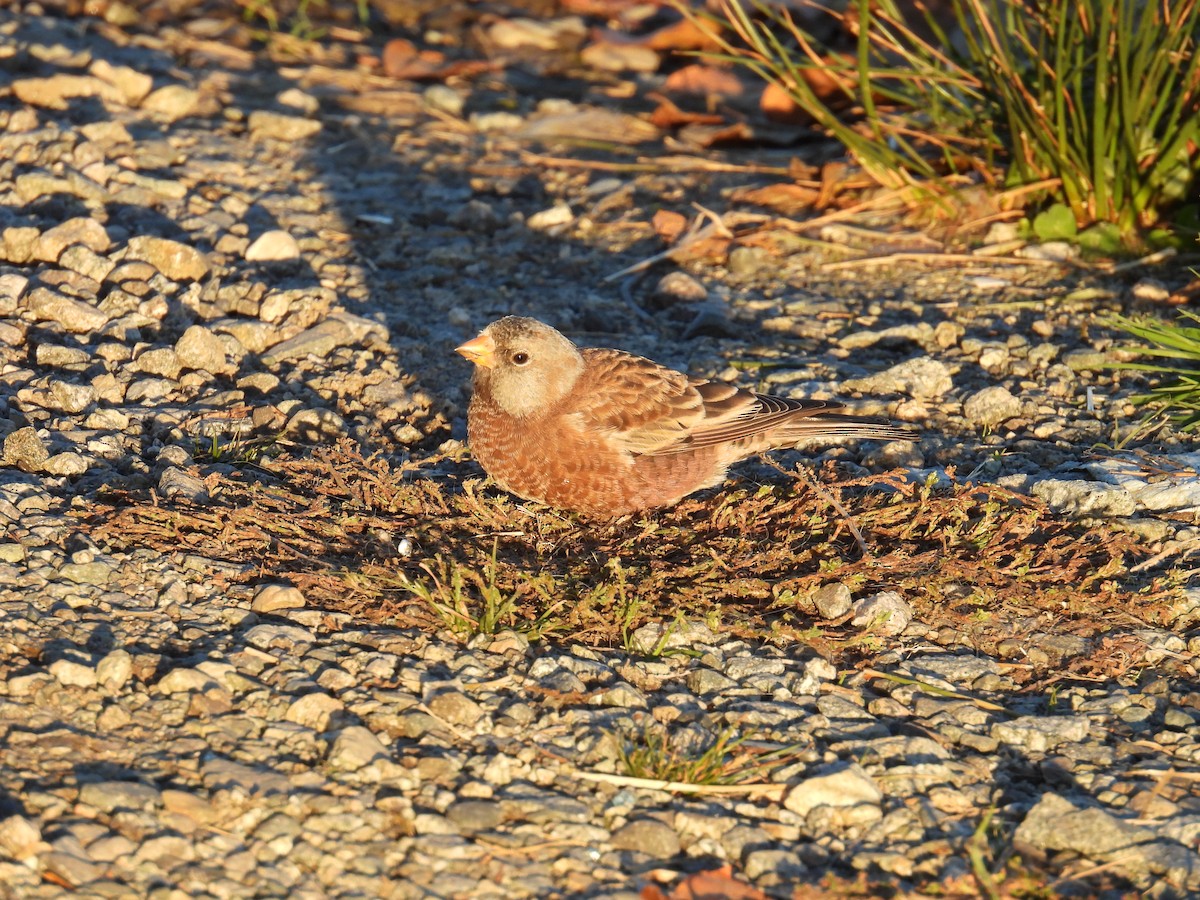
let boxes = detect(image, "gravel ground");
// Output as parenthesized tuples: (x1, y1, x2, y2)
(2, 8, 1200, 899)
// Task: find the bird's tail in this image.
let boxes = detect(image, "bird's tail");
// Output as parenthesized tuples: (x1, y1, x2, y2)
(778, 414, 918, 444)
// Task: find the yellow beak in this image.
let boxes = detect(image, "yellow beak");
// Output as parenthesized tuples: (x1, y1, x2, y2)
(455, 332, 497, 368)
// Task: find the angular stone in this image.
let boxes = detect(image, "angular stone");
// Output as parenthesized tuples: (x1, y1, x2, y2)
(49, 379, 96, 413)
(0, 226, 39, 264)
(132, 347, 182, 378)
(426, 690, 484, 727)
(784, 764, 883, 818)
(156, 668, 220, 695)
(813, 582, 852, 619)
(1032, 479, 1138, 518)
(201, 759, 292, 796)
(60, 560, 113, 585)
(845, 357, 954, 400)
(248, 111, 322, 141)
(1015, 793, 1152, 856)
(141, 85, 200, 122)
(49, 659, 98, 688)
(125, 235, 209, 281)
(60, 245, 115, 282)
(993, 715, 1089, 752)
(158, 468, 211, 504)
(445, 800, 504, 833)
(44, 834, 106, 888)
(26, 287, 110, 333)
(285, 693, 345, 731)
(0, 273, 29, 314)
(36, 217, 112, 260)
(12, 74, 121, 110)
(245, 230, 300, 262)
(251, 584, 306, 613)
(327, 726, 391, 772)
(851, 591, 913, 635)
(96, 650, 134, 689)
(2, 427, 49, 472)
(610, 818, 680, 858)
(260, 319, 355, 366)
(89, 59, 153, 106)
(79, 781, 160, 813)
(963, 385, 1023, 427)
(0, 815, 46, 862)
(176, 324, 233, 375)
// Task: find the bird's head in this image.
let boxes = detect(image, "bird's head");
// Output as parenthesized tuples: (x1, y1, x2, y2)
(456, 316, 586, 418)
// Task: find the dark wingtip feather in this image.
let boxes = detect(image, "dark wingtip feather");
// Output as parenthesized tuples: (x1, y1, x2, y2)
(782, 415, 919, 443)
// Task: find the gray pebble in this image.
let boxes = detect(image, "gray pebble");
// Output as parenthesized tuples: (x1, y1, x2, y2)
(813, 582, 852, 618)
(963, 385, 1023, 427)
(610, 818, 680, 858)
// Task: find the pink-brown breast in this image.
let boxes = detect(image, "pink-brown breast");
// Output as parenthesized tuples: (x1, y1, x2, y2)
(467, 391, 730, 518)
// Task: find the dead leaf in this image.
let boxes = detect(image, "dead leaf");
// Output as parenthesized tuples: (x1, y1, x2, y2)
(652, 209, 689, 243)
(648, 93, 725, 130)
(379, 38, 446, 79)
(670, 235, 731, 264)
(561, 0, 646, 18)
(642, 865, 769, 900)
(596, 15, 723, 52)
(518, 108, 660, 145)
(731, 183, 819, 215)
(664, 64, 747, 98)
(789, 157, 820, 181)
(817, 161, 850, 209)
(677, 121, 754, 148)
(760, 81, 808, 124)
(1168, 278, 1200, 306)
(760, 57, 856, 122)
(374, 39, 503, 82)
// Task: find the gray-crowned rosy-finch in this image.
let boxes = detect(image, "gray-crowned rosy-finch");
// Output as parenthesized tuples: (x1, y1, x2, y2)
(456, 316, 916, 517)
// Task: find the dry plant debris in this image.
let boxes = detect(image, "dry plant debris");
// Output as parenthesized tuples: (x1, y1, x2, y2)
(79, 442, 1184, 682)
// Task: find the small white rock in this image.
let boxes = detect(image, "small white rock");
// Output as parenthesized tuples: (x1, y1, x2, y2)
(851, 591, 912, 635)
(245, 230, 300, 262)
(526, 202, 574, 231)
(285, 692, 345, 731)
(49, 659, 97, 688)
(96, 650, 134, 689)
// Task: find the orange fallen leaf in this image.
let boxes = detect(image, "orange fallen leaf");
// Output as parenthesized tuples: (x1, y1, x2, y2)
(597, 15, 723, 52)
(379, 39, 491, 82)
(731, 183, 819, 215)
(641, 865, 769, 900)
(652, 209, 689, 243)
(683, 121, 754, 148)
(760, 81, 809, 124)
(760, 56, 857, 123)
(381, 38, 444, 79)
(648, 93, 725, 129)
(561, 0, 645, 16)
(664, 64, 747, 98)
(1168, 279, 1200, 306)
(42, 872, 75, 889)
(817, 161, 850, 209)
(671, 235, 731, 263)
(789, 158, 820, 182)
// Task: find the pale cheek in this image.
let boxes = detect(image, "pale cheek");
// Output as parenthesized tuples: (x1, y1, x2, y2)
(492, 369, 549, 418)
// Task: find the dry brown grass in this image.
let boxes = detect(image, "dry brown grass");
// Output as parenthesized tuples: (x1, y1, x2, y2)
(79, 441, 1185, 683)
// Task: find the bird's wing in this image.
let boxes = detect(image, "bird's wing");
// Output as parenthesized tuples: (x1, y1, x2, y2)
(572, 349, 844, 456)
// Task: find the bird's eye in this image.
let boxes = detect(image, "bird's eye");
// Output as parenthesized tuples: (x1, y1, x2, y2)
(511, 351, 530, 365)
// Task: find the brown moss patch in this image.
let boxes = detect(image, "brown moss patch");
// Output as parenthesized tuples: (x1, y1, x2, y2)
(77, 441, 1185, 682)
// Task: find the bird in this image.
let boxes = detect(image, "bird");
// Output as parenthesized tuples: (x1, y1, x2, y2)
(456, 316, 917, 518)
